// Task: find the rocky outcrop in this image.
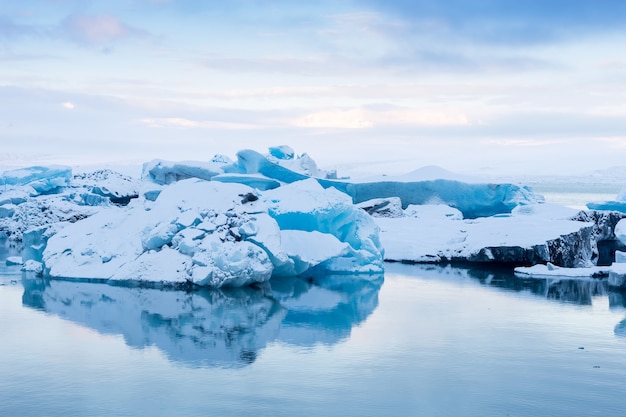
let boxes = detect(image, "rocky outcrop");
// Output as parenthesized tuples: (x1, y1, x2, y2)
(571, 210, 626, 265)
(545, 224, 596, 267)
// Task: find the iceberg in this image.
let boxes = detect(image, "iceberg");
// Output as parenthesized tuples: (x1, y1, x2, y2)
(377, 203, 596, 267)
(39, 178, 384, 287)
(1, 165, 71, 194)
(221, 149, 543, 218)
(587, 184, 626, 213)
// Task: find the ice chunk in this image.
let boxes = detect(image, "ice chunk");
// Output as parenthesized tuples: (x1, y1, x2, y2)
(5, 256, 23, 266)
(274, 230, 352, 276)
(142, 159, 226, 185)
(514, 263, 610, 278)
(1, 165, 71, 194)
(404, 204, 463, 220)
(0, 204, 16, 218)
(268, 145, 295, 160)
(263, 179, 384, 274)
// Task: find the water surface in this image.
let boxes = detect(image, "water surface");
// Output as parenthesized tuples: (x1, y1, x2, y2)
(2, 257, 626, 417)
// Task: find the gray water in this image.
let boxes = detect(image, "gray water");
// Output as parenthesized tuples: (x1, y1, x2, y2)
(2, 250, 626, 417)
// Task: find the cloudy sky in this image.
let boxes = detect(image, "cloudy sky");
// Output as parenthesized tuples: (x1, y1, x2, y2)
(1, 0, 625, 175)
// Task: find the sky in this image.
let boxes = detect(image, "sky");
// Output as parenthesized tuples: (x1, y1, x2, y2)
(1, 0, 626, 176)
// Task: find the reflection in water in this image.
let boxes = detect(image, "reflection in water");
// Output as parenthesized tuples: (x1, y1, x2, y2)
(396, 263, 625, 307)
(390, 263, 626, 339)
(21, 274, 383, 368)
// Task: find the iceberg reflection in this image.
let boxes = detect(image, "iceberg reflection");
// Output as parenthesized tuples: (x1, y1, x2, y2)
(392, 263, 616, 307)
(21, 274, 383, 367)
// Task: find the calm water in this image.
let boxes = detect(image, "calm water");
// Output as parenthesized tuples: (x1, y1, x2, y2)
(2, 243, 626, 416)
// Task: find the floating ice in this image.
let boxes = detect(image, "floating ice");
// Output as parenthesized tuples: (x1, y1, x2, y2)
(40, 178, 384, 287)
(1, 165, 71, 194)
(376, 203, 595, 266)
(587, 184, 626, 213)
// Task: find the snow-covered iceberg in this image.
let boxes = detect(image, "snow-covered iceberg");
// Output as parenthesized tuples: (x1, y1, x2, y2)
(377, 203, 597, 267)
(39, 178, 384, 287)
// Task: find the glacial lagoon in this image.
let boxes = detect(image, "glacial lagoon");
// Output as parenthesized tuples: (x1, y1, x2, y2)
(2, 245, 626, 417)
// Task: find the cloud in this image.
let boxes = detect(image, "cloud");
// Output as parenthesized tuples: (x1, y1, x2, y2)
(62, 14, 145, 45)
(62, 102, 75, 109)
(139, 117, 266, 130)
(293, 107, 469, 129)
(358, 0, 626, 45)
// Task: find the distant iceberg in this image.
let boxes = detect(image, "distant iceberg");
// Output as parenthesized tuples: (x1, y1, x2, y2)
(587, 183, 626, 213)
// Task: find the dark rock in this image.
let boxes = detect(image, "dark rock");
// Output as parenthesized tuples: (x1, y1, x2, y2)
(571, 210, 626, 265)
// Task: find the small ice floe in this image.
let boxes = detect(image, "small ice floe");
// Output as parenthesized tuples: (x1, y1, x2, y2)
(5, 256, 23, 266)
(514, 262, 611, 279)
